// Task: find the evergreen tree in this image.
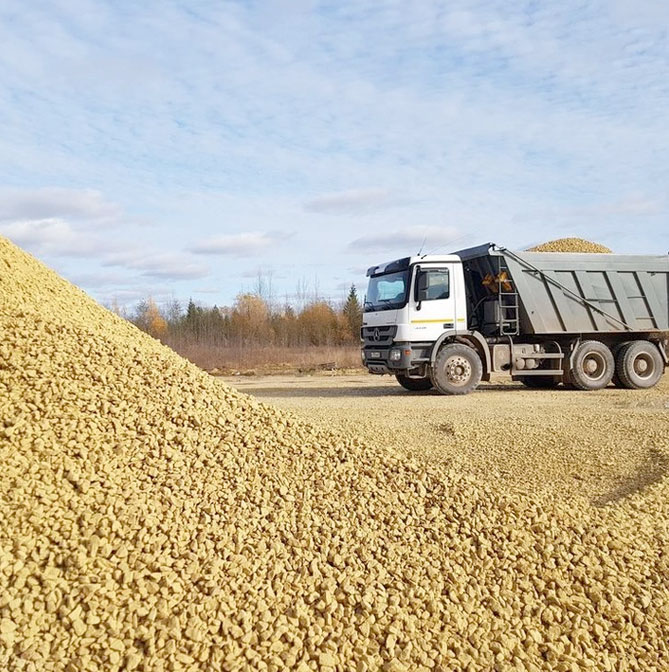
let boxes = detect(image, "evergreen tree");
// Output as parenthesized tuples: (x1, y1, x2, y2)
(186, 299, 198, 322)
(184, 299, 205, 339)
(342, 284, 362, 341)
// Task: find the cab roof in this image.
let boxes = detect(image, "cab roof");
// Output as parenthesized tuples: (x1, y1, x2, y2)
(366, 254, 461, 277)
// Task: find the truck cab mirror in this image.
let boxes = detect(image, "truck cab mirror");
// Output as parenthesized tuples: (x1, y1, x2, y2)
(414, 270, 429, 308)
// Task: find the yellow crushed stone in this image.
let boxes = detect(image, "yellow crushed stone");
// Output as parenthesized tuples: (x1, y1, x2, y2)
(0, 235, 667, 671)
(527, 238, 613, 253)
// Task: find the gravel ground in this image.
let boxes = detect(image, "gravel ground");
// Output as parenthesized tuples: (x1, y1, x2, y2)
(225, 373, 669, 505)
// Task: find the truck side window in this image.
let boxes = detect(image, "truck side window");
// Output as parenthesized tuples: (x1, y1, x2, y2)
(424, 269, 450, 300)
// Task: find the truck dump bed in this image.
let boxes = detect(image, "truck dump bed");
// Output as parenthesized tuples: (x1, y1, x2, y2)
(455, 243, 669, 335)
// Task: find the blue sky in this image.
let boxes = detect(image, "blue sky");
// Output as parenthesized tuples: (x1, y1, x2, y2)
(1, 0, 668, 308)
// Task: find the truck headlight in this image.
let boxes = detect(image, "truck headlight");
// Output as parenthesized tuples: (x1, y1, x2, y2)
(361, 350, 366, 363)
(389, 348, 402, 361)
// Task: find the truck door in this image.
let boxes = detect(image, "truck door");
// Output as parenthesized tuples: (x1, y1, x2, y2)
(410, 265, 458, 342)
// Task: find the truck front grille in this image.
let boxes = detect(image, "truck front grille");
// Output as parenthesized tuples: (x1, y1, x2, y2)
(361, 325, 397, 346)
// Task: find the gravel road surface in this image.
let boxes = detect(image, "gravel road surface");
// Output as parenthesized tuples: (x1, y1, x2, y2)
(226, 372, 669, 505)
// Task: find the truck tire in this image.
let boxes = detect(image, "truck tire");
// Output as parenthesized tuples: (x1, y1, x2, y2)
(519, 375, 560, 389)
(569, 340, 614, 391)
(615, 340, 663, 389)
(431, 343, 482, 395)
(611, 341, 631, 388)
(395, 374, 433, 391)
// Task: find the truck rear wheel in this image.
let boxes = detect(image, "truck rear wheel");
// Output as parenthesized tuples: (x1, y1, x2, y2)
(431, 343, 482, 395)
(395, 374, 433, 391)
(611, 341, 631, 388)
(569, 340, 614, 390)
(615, 341, 663, 389)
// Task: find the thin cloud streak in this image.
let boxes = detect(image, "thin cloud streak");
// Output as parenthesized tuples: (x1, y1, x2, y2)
(0, 217, 124, 258)
(304, 188, 398, 214)
(103, 251, 209, 280)
(348, 226, 462, 253)
(190, 231, 293, 256)
(513, 195, 665, 223)
(0, 187, 122, 223)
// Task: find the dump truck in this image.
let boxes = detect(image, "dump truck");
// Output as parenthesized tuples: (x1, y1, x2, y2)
(361, 243, 669, 394)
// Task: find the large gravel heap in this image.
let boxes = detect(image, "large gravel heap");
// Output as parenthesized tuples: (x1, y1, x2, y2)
(1, 236, 667, 671)
(527, 238, 613, 253)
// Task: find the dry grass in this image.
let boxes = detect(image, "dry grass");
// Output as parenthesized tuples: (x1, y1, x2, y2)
(163, 340, 362, 374)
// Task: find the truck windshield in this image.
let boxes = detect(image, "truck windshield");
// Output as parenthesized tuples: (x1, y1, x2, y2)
(365, 270, 410, 312)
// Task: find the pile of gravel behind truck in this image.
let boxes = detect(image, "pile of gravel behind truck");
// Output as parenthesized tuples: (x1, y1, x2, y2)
(0, 236, 667, 671)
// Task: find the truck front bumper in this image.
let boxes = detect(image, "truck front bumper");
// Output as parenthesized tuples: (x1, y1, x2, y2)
(362, 343, 429, 375)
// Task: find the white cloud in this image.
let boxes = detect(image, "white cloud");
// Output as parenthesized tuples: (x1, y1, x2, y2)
(0, 218, 208, 282)
(190, 231, 292, 256)
(304, 188, 399, 214)
(0, 187, 121, 223)
(193, 287, 221, 294)
(348, 225, 462, 254)
(140, 258, 209, 280)
(513, 194, 664, 224)
(67, 270, 130, 288)
(0, 187, 209, 282)
(0, 217, 116, 257)
(103, 251, 209, 280)
(0, 188, 139, 262)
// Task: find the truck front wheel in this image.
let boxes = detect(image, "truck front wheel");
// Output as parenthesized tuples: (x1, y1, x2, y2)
(431, 343, 482, 395)
(395, 374, 433, 391)
(615, 341, 663, 389)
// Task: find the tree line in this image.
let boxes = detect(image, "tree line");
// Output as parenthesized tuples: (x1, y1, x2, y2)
(124, 285, 363, 348)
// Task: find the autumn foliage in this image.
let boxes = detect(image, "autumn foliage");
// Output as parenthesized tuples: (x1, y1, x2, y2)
(127, 286, 363, 369)
(132, 298, 167, 338)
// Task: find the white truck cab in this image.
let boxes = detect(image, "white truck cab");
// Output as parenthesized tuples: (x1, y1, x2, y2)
(362, 254, 468, 385)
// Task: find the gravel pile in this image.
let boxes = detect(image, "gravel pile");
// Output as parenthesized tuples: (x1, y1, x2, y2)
(1, 236, 667, 671)
(527, 238, 613, 253)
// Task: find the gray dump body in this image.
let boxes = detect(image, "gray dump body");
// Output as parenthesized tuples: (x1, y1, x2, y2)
(455, 243, 669, 336)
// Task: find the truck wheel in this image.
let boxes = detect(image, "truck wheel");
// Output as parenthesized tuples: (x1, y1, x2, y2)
(615, 341, 663, 389)
(569, 340, 614, 390)
(431, 343, 482, 395)
(611, 341, 631, 388)
(395, 374, 433, 391)
(519, 375, 560, 389)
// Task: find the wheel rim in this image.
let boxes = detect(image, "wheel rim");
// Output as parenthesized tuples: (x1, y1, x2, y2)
(632, 352, 655, 380)
(444, 355, 472, 386)
(581, 351, 607, 381)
